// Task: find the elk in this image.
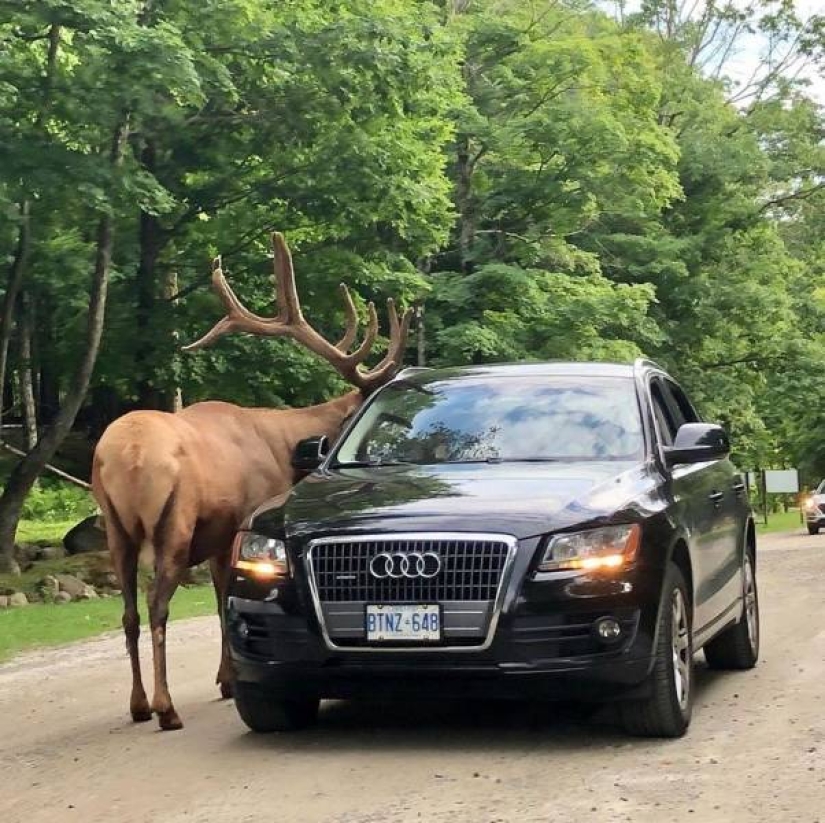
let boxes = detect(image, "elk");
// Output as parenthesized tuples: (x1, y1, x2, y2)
(92, 232, 412, 731)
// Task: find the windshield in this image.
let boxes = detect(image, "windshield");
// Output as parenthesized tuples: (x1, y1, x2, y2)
(333, 376, 644, 466)
(818, 480, 825, 494)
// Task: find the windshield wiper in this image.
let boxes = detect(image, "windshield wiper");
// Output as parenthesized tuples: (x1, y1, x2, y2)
(332, 459, 414, 468)
(442, 457, 561, 465)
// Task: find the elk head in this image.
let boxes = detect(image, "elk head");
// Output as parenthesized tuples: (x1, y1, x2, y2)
(184, 232, 413, 395)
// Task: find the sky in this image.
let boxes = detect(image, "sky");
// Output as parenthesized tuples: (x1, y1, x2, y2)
(723, 0, 824, 104)
(603, 0, 824, 104)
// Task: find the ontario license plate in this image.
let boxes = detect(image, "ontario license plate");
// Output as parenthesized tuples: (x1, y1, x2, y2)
(365, 604, 441, 642)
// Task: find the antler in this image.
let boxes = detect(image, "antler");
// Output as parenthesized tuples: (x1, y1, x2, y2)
(183, 232, 413, 394)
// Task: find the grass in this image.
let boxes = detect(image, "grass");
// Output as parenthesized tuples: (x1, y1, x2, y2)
(16, 518, 78, 544)
(755, 508, 807, 535)
(0, 584, 215, 663)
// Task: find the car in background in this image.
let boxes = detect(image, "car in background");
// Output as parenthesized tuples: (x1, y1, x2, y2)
(804, 480, 825, 534)
(225, 360, 760, 738)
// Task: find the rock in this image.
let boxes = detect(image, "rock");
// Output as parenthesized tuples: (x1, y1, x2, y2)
(8, 592, 29, 607)
(39, 575, 60, 598)
(13, 543, 40, 563)
(78, 585, 99, 600)
(35, 545, 66, 562)
(56, 574, 88, 599)
(0, 558, 21, 577)
(0, 595, 8, 608)
(63, 514, 106, 555)
(55, 591, 72, 604)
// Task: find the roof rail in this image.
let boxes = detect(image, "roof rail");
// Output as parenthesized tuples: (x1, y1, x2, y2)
(633, 357, 667, 375)
(394, 366, 432, 379)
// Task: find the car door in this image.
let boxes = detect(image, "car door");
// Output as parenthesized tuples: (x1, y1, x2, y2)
(661, 379, 742, 629)
(648, 378, 717, 631)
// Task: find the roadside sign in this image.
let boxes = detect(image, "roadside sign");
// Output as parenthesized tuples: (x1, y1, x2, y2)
(764, 469, 799, 494)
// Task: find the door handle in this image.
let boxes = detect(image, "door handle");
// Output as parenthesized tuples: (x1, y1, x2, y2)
(732, 482, 745, 497)
(708, 490, 724, 506)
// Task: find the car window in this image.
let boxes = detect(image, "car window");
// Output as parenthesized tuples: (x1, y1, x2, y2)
(334, 376, 645, 464)
(663, 380, 701, 426)
(650, 380, 678, 447)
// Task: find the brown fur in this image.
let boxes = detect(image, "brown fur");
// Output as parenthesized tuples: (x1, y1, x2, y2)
(92, 394, 363, 729)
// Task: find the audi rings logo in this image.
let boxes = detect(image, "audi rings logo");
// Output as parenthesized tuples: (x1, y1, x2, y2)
(369, 551, 442, 579)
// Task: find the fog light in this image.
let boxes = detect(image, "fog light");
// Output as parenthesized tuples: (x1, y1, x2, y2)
(595, 617, 622, 643)
(236, 619, 250, 641)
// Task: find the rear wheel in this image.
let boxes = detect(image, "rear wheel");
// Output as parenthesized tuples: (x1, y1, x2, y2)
(621, 563, 693, 738)
(807, 525, 820, 535)
(234, 683, 319, 733)
(704, 551, 759, 670)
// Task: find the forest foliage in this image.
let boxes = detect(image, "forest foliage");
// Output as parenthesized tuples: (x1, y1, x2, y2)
(1, 0, 824, 507)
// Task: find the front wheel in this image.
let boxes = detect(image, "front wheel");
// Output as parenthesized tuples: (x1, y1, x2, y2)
(807, 525, 820, 536)
(621, 563, 693, 738)
(234, 683, 319, 733)
(704, 551, 759, 670)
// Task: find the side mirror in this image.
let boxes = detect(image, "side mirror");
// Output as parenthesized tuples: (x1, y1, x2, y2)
(664, 423, 730, 467)
(292, 435, 330, 472)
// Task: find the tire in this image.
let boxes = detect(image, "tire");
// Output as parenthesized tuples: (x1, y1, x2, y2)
(621, 563, 693, 738)
(807, 525, 820, 536)
(704, 551, 759, 670)
(234, 683, 319, 733)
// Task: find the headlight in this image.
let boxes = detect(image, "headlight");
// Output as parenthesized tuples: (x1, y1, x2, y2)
(233, 532, 289, 578)
(538, 524, 641, 572)
(804, 497, 817, 511)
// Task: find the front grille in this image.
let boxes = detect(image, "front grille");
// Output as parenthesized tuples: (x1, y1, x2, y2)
(306, 534, 515, 649)
(818, 503, 825, 515)
(310, 536, 511, 603)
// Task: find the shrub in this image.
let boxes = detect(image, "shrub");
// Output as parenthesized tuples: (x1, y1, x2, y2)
(15, 481, 97, 522)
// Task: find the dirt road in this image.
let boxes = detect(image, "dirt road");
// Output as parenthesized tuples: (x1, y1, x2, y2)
(2, 529, 824, 822)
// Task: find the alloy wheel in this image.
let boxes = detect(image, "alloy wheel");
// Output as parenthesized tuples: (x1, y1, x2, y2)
(744, 556, 759, 657)
(671, 588, 691, 711)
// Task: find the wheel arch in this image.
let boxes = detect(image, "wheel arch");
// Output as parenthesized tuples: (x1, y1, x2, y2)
(745, 517, 756, 567)
(667, 536, 694, 616)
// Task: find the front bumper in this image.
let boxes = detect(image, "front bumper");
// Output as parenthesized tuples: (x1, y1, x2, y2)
(226, 558, 663, 703)
(805, 503, 825, 525)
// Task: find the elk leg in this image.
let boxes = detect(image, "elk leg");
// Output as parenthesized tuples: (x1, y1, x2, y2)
(148, 559, 184, 731)
(210, 554, 235, 699)
(107, 525, 151, 722)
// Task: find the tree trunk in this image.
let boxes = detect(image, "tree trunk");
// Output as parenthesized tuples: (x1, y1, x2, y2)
(415, 304, 426, 367)
(17, 291, 38, 451)
(0, 201, 30, 437)
(163, 268, 183, 412)
(0, 118, 129, 572)
(456, 135, 474, 274)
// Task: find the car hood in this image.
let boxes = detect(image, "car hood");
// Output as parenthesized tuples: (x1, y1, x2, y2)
(250, 461, 665, 541)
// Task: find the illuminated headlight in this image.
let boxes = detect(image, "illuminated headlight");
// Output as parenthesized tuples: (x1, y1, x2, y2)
(234, 532, 289, 578)
(538, 524, 641, 572)
(804, 497, 817, 511)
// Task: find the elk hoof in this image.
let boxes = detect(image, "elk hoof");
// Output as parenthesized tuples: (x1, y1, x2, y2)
(158, 709, 184, 731)
(131, 708, 153, 723)
(219, 681, 234, 700)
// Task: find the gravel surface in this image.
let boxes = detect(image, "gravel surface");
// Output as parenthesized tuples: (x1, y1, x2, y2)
(2, 528, 823, 822)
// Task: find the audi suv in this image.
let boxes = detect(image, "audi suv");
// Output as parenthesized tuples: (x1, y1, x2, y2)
(226, 360, 759, 738)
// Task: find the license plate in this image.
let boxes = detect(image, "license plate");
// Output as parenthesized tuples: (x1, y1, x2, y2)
(365, 604, 441, 642)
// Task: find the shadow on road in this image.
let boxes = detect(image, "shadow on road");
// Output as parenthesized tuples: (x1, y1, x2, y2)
(224, 659, 732, 754)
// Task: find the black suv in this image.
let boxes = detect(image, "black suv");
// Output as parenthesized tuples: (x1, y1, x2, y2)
(226, 360, 759, 738)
